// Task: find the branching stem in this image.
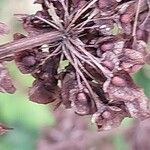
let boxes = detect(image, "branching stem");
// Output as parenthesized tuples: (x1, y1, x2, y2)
(0, 31, 61, 61)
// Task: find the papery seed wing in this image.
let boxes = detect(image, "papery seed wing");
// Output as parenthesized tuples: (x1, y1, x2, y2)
(0, 63, 16, 94)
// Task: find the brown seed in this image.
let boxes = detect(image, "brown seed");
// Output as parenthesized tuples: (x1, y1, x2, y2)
(145, 54, 150, 65)
(75, 92, 91, 115)
(102, 111, 111, 119)
(77, 92, 88, 104)
(136, 29, 149, 42)
(112, 76, 126, 87)
(29, 80, 57, 104)
(101, 60, 114, 70)
(22, 56, 36, 67)
(100, 42, 114, 52)
(13, 33, 25, 40)
(98, 0, 107, 9)
(98, 0, 117, 10)
(131, 65, 142, 73)
(120, 14, 132, 24)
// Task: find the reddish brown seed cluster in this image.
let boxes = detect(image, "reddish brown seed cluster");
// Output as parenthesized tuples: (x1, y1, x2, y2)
(0, 0, 150, 131)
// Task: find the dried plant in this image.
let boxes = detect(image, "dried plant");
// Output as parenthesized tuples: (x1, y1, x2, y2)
(0, 0, 150, 131)
(37, 109, 115, 150)
(128, 119, 150, 150)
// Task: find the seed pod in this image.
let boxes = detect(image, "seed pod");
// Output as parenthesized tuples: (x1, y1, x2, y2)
(139, 14, 150, 32)
(112, 76, 126, 87)
(120, 2, 135, 22)
(100, 42, 114, 52)
(22, 56, 36, 67)
(61, 71, 76, 108)
(102, 111, 111, 119)
(120, 14, 132, 23)
(144, 54, 150, 65)
(13, 33, 26, 40)
(98, 0, 118, 12)
(120, 22, 132, 35)
(131, 64, 143, 73)
(74, 92, 92, 115)
(101, 60, 114, 70)
(136, 29, 149, 43)
(0, 63, 16, 94)
(33, 56, 60, 84)
(29, 80, 60, 104)
(15, 50, 37, 74)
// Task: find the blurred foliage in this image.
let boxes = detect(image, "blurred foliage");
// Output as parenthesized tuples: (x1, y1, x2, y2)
(134, 67, 150, 98)
(0, 0, 150, 150)
(0, 63, 55, 150)
(0, 1, 54, 149)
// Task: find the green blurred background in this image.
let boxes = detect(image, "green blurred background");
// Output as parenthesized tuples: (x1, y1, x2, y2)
(0, 1, 55, 149)
(0, 0, 150, 150)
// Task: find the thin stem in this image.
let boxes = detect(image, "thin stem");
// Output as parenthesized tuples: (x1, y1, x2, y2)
(77, 59, 95, 80)
(66, 0, 98, 31)
(64, 41, 104, 110)
(59, 0, 69, 22)
(72, 15, 116, 31)
(35, 16, 60, 30)
(81, 25, 100, 30)
(71, 51, 83, 90)
(140, 0, 150, 28)
(45, 0, 64, 29)
(39, 45, 62, 66)
(62, 43, 94, 97)
(79, 9, 99, 28)
(70, 39, 112, 78)
(132, 0, 142, 39)
(66, 41, 96, 69)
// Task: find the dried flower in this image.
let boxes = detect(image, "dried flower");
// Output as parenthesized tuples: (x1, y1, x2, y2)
(0, 22, 15, 94)
(0, 0, 150, 130)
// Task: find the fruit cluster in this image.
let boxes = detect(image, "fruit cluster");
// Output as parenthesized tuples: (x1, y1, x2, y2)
(0, 0, 150, 130)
